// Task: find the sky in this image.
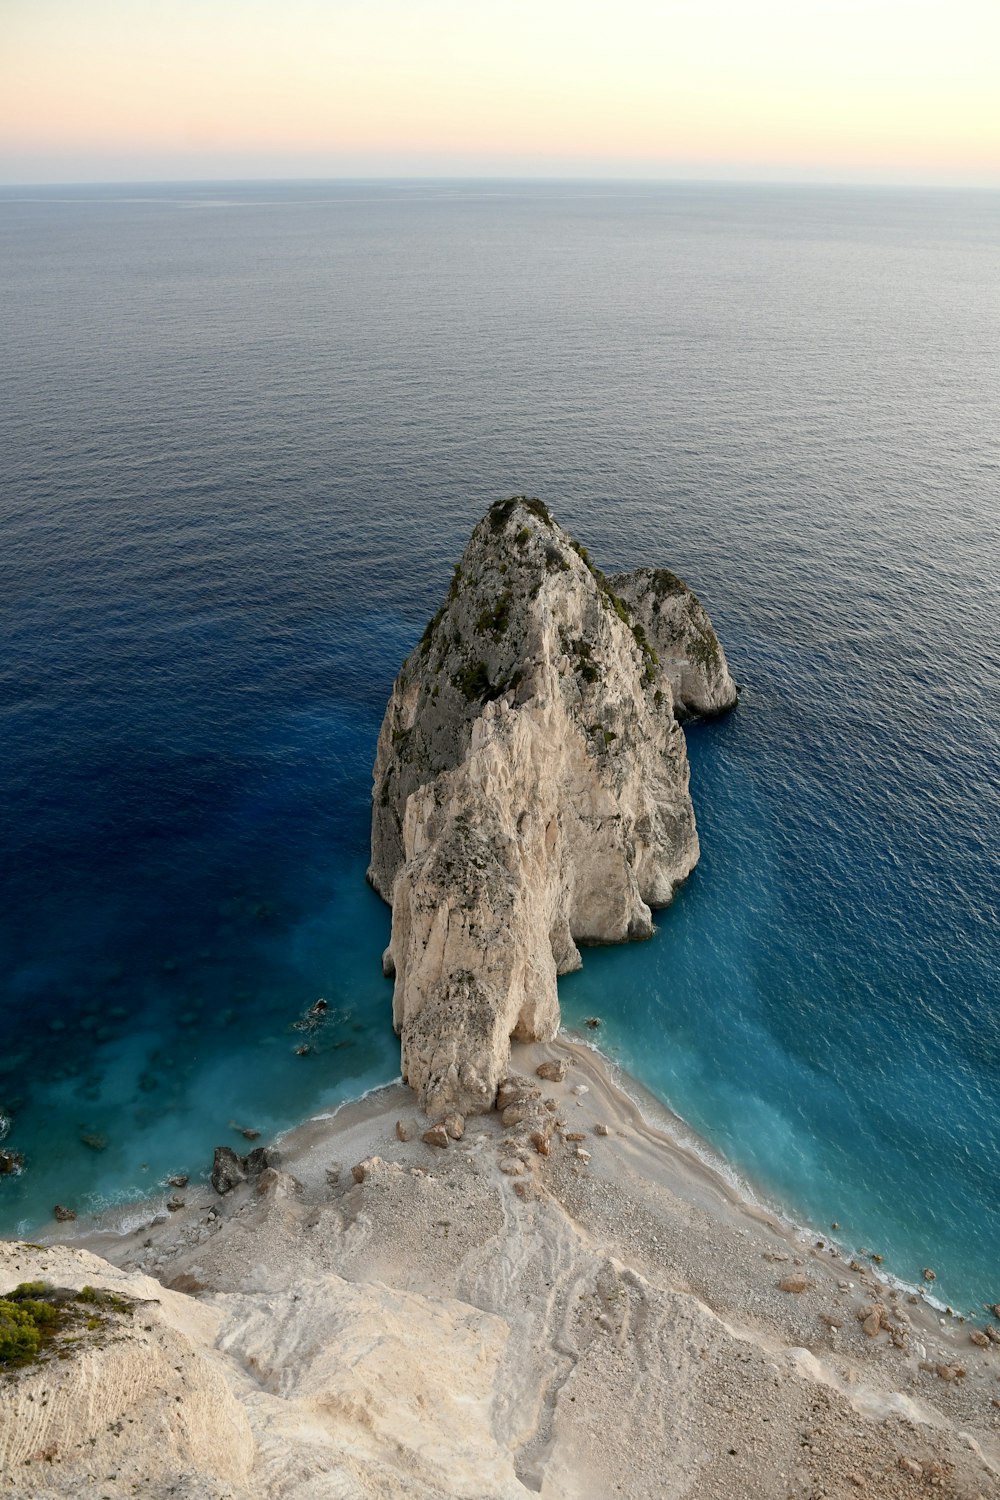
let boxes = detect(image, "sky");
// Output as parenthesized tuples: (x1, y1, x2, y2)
(1, 0, 998, 187)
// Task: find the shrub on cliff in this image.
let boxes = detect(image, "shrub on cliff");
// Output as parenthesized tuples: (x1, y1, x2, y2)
(0, 1284, 60, 1366)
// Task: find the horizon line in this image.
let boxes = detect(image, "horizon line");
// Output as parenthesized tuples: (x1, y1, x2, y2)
(3, 172, 1000, 194)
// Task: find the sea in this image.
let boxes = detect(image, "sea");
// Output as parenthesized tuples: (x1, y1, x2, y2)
(1, 180, 997, 1316)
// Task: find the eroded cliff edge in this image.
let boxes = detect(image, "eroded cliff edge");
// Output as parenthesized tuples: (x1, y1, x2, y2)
(368, 498, 736, 1116)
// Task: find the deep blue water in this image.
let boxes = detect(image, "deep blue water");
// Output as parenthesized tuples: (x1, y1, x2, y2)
(1, 180, 998, 1314)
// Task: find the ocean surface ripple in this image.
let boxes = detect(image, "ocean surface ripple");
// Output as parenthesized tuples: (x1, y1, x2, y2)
(1, 180, 998, 1313)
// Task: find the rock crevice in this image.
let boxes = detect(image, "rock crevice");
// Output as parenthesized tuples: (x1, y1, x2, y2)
(369, 498, 735, 1115)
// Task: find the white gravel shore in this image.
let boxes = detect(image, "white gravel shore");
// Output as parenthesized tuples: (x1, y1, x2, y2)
(4, 1037, 998, 1499)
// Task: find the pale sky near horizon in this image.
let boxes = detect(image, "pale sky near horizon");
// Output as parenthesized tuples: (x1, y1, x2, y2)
(2, 0, 998, 187)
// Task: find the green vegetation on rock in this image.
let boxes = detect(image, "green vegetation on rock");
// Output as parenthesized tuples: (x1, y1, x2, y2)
(452, 660, 492, 702)
(648, 567, 687, 599)
(487, 496, 553, 534)
(0, 1280, 134, 1371)
(475, 591, 512, 637)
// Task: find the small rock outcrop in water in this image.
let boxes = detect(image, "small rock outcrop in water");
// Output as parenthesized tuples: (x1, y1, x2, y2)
(369, 497, 735, 1116)
(609, 566, 737, 716)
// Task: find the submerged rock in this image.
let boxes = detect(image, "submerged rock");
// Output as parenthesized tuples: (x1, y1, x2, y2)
(370, 497, 734, 1116)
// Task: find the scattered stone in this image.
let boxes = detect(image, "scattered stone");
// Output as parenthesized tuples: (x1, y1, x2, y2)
(0, 1150, 24, 1175)
(499, 1159, 527, 1176)
(563, 1131, 586, 1143)
(513, 1179, 539, 1201)
(991, 1304, 1000, 1320)
(923, 1267, 936, 1282)
(422, 1124, 450, 1149)
(969, 1328, 990, 1348)
(80, 1132, 108, 1152)
(593, 1123, 610, 1136)
(984, 1324, 1000, 1344)
(934, 1363, 965, 1381)
(584, 1017, 601, 1029)
(255, 1167, 301, 1197)
(497, 1076, 540, 1112)
(831, 1221, 840, 1230)
(502, 1100, 542, 1129)
(325, 1165, 340, 1186)
(530, 1131, 550, 1157)
(441, 1112, 465, 1140)
(857, 1302, 887, 1338)
(294, 1044, 311, 1057)
(240, 1128, 260, 1141)
(211, 1146, 248, 1194)
(166, 1174, 189, 1189)
(245, 1147, 281, 1177)
(166, 1195, 185, 1212)
(536, 1058, 568, 1083)
(544, 1098, 559, 1112)
(847, 1473, 864, 1488)
(352, 1155, 385, 1183)
(898, 1457, 923, 1479)
(395, 1119, 415, 1142)
(571, 1085, 589, 1097)
(574, 1148, 591, 1163)
(53, 1204, 76, 1222)
(819, 1312, 843, 1330)
(779, 1274, 810, 1294)
(167, 1272, 207, 1295)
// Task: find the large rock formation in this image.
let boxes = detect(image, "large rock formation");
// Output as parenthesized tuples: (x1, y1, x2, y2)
(369, 498, 735, 1116)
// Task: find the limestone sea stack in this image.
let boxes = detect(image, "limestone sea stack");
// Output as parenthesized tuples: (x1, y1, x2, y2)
(368, 498, 735, 1117)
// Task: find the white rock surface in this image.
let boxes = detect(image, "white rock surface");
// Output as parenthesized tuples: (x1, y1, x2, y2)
(0, 1241, 254, 1498)
(0, 1239, 522, 1500)
(369, 498, 733, 1115)
(9, 1050, 998, 1500)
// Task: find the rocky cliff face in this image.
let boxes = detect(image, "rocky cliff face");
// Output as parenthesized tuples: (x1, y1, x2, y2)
(369, 498, 734, 1116)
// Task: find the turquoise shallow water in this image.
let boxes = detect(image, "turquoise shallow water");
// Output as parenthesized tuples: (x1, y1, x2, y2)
(1, 180, 997, 1314)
